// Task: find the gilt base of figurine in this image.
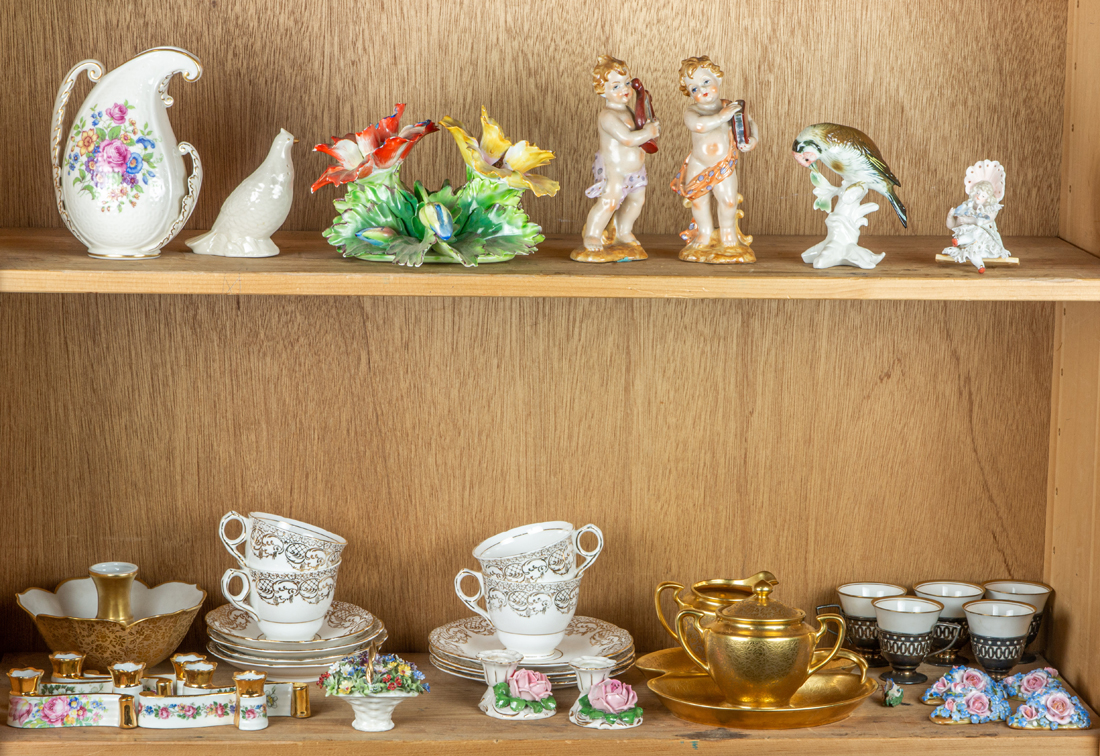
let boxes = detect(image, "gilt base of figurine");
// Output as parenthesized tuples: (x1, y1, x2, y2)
(679, 231, 754, 264)
(571, 241, 648, 263)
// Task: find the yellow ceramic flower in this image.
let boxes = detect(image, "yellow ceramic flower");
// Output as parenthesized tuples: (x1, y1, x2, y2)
(77, 129, 97, 156)
(441, 107, 559, 197)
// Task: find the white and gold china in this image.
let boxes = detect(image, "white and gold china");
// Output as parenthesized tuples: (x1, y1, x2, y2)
(455, 569, 581, 657)
(963, 599, 1036, 680)
(109, 662, 145, 696)
(221, 563, 339, 641)
(477, 649, 524, 719)
(206, 629, 388, 684)
(182, 660, 217, 694)
(233, 671, 269, 731)
(473, 521, 603, 583)
(89, 562, 139, 623)
(208, 626, 381, 661)
(219, 511, 346, 572)
(204, 601, 376, 652)
(17, 573, 205, 670)
(428, 615, 633, 684)
(837, 583, 907, 618)
(8, 668, 44, 695)
(983, 580, 1052, 663)
(48, 652, 86, 681)
(51, 48, 202, 259)
(871, 597, 957, 685)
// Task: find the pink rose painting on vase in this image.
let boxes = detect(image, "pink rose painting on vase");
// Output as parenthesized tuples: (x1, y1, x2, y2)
(64, 100, 159, 212)
(10, 698, 33, 727)
(40, 696, 70, 725)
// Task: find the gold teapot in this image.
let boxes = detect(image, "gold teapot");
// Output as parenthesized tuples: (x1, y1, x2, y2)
(675, 581, 856, 708)
(655, 571, 779, 640)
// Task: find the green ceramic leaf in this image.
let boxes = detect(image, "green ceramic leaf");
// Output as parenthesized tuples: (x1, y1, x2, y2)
(95, 128, 107, 141)
(813, 198, 832, 213)
(108, 125, 121, 140)
(390, 234, 434, 267)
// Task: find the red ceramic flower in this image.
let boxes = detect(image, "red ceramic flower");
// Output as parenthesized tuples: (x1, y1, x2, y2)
(311, 104, 438, 192)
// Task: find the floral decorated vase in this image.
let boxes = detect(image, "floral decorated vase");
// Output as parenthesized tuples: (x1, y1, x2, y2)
(335, 691, 418, 732)
(51, 47, 203, 259)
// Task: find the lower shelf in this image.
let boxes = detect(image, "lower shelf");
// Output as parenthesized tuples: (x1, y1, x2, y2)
(1, 651, 1095, 754)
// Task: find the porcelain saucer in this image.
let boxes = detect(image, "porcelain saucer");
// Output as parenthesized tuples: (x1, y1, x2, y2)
(205, 601, 376, 652)
(430, 651, 634, 685)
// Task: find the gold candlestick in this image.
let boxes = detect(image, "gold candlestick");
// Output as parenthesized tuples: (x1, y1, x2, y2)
(89, 562, 138, 624)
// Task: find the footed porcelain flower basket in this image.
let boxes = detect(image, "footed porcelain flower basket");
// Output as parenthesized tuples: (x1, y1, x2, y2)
(331, 691, 419, 732)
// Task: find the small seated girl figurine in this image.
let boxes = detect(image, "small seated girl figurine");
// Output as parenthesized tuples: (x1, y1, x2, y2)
(940, 160, 1014, 273)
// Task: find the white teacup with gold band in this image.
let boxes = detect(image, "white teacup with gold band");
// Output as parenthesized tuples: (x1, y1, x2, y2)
(219, 511, 346, 573)
(472, 521, 603, 583)
(221, 564, 339, 642)
(455, 569, 581, 658)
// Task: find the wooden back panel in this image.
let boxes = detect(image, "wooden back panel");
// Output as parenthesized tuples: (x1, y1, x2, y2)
(0, 1, 1066, 237)
(0, 295, 1053, 654)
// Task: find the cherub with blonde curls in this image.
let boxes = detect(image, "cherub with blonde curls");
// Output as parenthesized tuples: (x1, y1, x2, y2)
(670, 56, 759, 263)
(573, 55, 660, 263)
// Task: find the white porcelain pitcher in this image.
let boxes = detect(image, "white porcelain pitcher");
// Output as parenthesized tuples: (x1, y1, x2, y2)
(51, 47, 203, 259)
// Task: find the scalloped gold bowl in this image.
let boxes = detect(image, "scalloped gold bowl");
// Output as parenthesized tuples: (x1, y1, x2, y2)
(17, 577, 205, 670)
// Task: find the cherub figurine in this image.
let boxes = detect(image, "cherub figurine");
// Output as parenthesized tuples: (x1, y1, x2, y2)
(670, 56, 759, 264)
(573, 55, 660, 263)
(937, 160, 1014, 273)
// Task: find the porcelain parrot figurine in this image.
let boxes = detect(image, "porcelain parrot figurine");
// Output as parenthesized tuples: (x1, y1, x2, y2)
(791, 124, 907, 228)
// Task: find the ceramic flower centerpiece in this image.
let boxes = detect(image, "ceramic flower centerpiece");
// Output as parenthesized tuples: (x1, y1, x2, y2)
(921, 666, 1001, 705)
(313, 104, 557, 268)
(1001, 667, 1063, 700)
(574, 678, 642, 729)
(489, 668, 557, 720)
(1007, 688, 1091, 730)
(929, 688, 1011, 725)
(318, 648, 429, 732)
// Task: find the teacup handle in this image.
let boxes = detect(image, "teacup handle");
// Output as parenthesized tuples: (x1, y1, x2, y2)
(573, 524, 604, 578)
(932, 620, 962, 658)
(454, 569, 491, 623)
(218, 512, 249, 568)
(654, 581, 686, 640)
(221, 568, 260, 623)
(674, 609, 710, 674)
(807, 613, 846, 677)
(831, 648, 869, 684)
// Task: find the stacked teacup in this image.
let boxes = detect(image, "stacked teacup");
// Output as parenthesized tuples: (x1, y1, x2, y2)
(219, 511, 346, 641)
(455, 521, 603, 658)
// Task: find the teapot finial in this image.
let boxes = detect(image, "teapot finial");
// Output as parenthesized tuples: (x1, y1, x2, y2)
(753, 580, 773, 602)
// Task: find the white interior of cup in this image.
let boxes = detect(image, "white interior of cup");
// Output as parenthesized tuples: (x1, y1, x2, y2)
(872, 597, 943, 634)
(837, 582, 906, 617)
(172, 654, 205, 663)
(9, 670, 39, 678)
(964, 599, 1036, 637)
(914, 582, 984, 618)
(983, 581, 1051, 613)
(53, 653, 82, 661)
(111, 662, 143, 672)
(235, 671, 265, 680)
(252, 513, 346, 546)
(570, 655, 615, 670)
(185, 661, 215, 671)
(474, 521, 574, 560)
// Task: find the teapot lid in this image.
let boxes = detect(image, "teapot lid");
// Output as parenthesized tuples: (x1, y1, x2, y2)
(718, 581, 805, 625)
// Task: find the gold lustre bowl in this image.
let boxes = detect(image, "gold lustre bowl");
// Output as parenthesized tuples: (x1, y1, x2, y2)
(648, 668, 877, 729)
(17, 577, 205, 670)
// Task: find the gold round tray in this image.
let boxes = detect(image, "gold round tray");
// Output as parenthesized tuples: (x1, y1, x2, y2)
(649, 669, 877, 730)
(637, 646, 862, 680)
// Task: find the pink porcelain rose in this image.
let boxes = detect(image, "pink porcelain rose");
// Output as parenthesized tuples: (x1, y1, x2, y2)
(1044, 691, 1075, 725)
(930, 677, 949, 694)
(508, 668, 552, 702)
(961, 669, 988, 690)
(1018, 704, 1041, 722)
(100, 139, 131, 172)
(1020, 670, 1052, 696)
(588, 679, 638, 714)
(106, 102, 128, 124)
(962, 690, 990, 717)
(41, 696, 70, 725)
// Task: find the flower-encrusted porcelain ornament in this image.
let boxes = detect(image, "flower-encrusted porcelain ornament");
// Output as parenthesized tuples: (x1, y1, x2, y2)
(921, 666, 1002, 705)
(313, 104, 557, 268)
(573, 678, 642, 729)
(318, 649, 429, 732)
(1001, 667, 1063, 700)
(882, 679, 904, 707)
(489, 668, 557, 720)
(1007, 689, 1091, 730)
(929, 688, 1011, 725)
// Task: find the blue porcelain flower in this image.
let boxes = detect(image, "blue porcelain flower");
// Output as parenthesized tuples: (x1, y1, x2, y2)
(136, 136, 155, 150)
(1008, 689, 1091, 730)
(930, 688, 1010, 725)
(1002, 667, 1063, 700)
(125, 153, 143, 175)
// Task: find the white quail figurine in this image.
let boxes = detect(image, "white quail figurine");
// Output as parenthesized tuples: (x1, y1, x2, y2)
(187, 129, 297, 257)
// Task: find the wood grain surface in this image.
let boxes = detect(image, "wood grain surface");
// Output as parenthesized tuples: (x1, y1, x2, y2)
(1060, 0, 1100, 253)
(1, 652, 1094, 755)
(1045, 302, 1100, 705)
(2, 230, 1100, 300)
(0, 293, 1053, 656)
(0, 1, 1067, 238)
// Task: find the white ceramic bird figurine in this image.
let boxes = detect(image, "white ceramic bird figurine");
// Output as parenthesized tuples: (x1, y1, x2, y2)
(187, 129, 297, 257)
(791, 123, 907, 227)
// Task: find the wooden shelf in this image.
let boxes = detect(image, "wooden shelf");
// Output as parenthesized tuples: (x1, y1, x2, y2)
(1, 652, 1095, 754)
(1, 229, 1099, 300)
